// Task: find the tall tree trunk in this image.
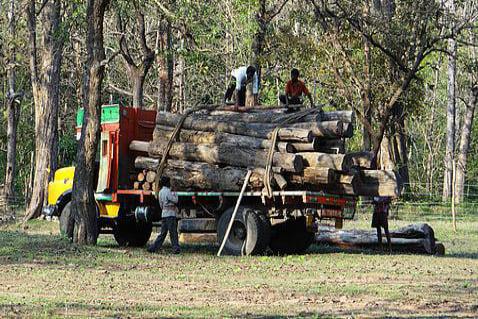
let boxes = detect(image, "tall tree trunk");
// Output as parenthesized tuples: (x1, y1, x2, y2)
(443, 0, 457, 201)
(117, 1, 155, 109)
(70, 0, 110, 245)
(24, 0, 63, 221)
(157, 19, 174, 112)
(361, 0, 372, 151)
(3, 0, 21, 212)
(455, 84, 477, 202)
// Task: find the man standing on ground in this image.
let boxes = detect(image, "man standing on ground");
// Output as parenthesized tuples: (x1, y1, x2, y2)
(224, 65, 259, 110)
(280, 68, 314, 109)
(372, 196, 392, 252)
(148, 176, 180, 254)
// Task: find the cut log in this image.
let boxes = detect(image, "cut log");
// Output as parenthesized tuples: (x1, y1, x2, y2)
(152, 126, 294, 153)
(156, 112, 313, 142)
(148, 140, 304, 173)
(145, 171, 156, 183)
(179, 233, 217, 244)
(316, 223, 441, 255)
(297, 152, 352, 170)
(253, 168, 288, 190)
(291, 138, 345, 152)
(135, 158, 267, 191)
(133, 181, 141, 190)
(344, 151, 373, 169)
(355, 170, 402, 197)
(142, 182, 151, 191)
(287, 120, 344, 138)
(288, 168, 337, 185)
(137, 172, 145, 182)
(130, 140, 149, 153)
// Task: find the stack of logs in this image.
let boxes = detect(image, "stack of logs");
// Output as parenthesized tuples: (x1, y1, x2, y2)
(130, 108, 402, 197)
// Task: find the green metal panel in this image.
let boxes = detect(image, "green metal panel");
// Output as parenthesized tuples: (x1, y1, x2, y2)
(76, 104, 120, 128)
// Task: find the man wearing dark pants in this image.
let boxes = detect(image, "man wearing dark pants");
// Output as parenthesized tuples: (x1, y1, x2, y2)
(224, 65, 259, 110)
(148, 176, 180, 254)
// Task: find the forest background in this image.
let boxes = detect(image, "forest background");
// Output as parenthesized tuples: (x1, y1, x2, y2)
(0, 0, 477, 218)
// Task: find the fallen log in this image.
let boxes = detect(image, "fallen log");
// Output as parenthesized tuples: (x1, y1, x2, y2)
(148, 140, 304, 173)
(156, 112, 313, 142)
(152, 126, 294, 153)
(316, 223, 443, 255)
(297, 152, 352, 170)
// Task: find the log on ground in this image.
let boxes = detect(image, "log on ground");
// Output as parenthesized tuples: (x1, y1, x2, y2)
(316, 223, 441, 255)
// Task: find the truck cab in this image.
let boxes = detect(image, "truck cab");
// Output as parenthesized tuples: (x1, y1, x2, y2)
(45, 104, 159, 246)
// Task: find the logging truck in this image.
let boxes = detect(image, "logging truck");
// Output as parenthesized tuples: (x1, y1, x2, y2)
(43, 104, 357, 255)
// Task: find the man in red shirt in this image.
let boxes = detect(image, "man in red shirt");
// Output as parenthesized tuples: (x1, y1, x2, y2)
(280, 68, 314, 108)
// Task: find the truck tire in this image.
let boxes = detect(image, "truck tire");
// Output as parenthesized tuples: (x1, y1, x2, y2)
(217, 206, 269, 256)
(269, 217, 315, 255)
(114, 220, 152, 247)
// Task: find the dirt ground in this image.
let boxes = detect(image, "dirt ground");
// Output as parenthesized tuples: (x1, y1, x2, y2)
(0, 215, 477, 318)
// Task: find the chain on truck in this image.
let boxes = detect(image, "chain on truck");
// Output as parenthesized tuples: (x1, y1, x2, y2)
(43, 104, 357, 255)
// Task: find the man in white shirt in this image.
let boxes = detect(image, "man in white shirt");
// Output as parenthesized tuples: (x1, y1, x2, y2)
(224, 65, 259, 109)
(147, 176, 180, 254)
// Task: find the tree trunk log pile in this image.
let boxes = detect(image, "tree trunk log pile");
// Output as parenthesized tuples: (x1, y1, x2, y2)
(130, 108, 402, 197)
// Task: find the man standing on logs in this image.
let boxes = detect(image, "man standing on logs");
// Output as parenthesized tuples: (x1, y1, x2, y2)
(224, 65, 259, 110)
(280, 68, 315, 110)
(148, 177, 181, 254)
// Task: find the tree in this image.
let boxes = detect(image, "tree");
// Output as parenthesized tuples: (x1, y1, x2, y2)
(3, 0, 22, 212)
(115, 0, 155, 109)
(310, 0, 475, 177)
(24, 0, 64, 221)
(455, 30, 478, 203)
(442, 0, 457, 201)
(70, 0, 110, 245)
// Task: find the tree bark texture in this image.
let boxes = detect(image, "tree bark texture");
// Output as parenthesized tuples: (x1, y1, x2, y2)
(70, 0, 110, 245)
(155, 111, 314, 142)
(443, 0, 457, 201)
(24, 0, 63, 221)
(454, 85, 477, 202)
(316, 223, 441, 255)
(151, 126, 294, 153)
(3, 0, 21, 210)
(148, 140, 303, 172)
(117, 1, 155, 109)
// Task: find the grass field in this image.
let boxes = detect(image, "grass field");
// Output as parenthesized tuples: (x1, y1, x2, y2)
(0, 213, 477, 318)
